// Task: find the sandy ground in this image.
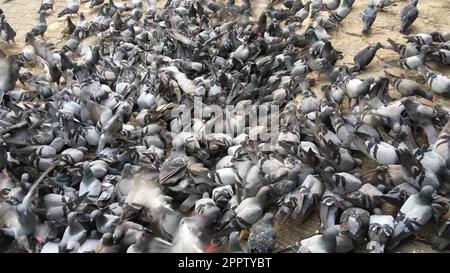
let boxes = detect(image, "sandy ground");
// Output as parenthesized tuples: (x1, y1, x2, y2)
(1, 0, 450, 252)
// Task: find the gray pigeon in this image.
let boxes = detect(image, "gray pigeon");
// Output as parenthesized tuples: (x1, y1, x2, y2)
(339, 207, 370, 245)
(280, 226, 339, 253)
(321, 0, 340, 11)
(351, 43, 382, 72)
(39, 0, 55, 13)
(1, 20, 16, 44)
(384, 70, 432, 100)
(431, 219, 450, 250)
(387, 185, 434, 250)
(361, 1, 377, 35)
(366, 208, 395, 253)
(398, 45, 431, 71)
(400, 0, 419, 34)
(385, 38, 419, 58)
(247, 212, 276, 253)
(58, 212, 88, 253)
(290, 175, 324, 224)
(215, 186, 271, 237)
(418, 66, 450, 98)
(30, 11, 47, 38)
(58, 0, 80, 18)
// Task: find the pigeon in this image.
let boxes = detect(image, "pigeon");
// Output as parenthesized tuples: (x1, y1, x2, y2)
(388, 185, 434, 250)
(405, 33, 433, 46)
(339, 207, 370, 245)
(310, 0, 323, 19)
(215, 186, 271, 237)
(330, 0, 353, 24)
(435, 119, 450, 170)
(345, 183, 383, 210)
(58, 212, 88, 253)
(431, 219, 450, 250)
(398, 45, 431, 71)
(402, 99, 444, 145)
(90, 0, 105, 8)
(96, 233, 122, 253)
(39, 0, 55, 13)
(400, 0, 419, 35)
(295, 1, 311, 22)
(58, 0, 80, 18)
(0, 0, 448, 255)
(384, 70, 432, 100)
(90, 210, 120, 234)
(351, 43, 382, 72)
(430, 31, 450, 43)
(30, 11, 48, 38)
(228, 231, 244, 253)
(289, 174, 324, 224)
(280, 226, 339, 253)
(321, 0, 340, 11)
(361, 1, 377, 35)
(418, 66, 450, 97)
(247, 212, 276, 253)
(25, 34, 62, 84)
(344, 76, 375, 107)
(366, 208, 394, 253)
(65, 16, 76, 37)
(428, 48, 450, 65)
(61, 30, 81, 53)
(0, 170, 47, 252)
(374, 0, 395, 10)
(385, 38, 419, 58)
(75, 13, 89, 39)
(0, 20, 16, 44)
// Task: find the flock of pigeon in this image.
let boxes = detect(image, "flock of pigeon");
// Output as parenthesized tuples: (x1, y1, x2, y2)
(0, 0, 450, 253)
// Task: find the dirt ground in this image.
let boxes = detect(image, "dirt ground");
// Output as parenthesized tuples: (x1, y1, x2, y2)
(0, 0, 450, 253)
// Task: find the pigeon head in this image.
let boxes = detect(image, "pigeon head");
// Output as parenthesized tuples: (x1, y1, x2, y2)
(419, 185, 434, 202)
(90, 209, 102, 221)
(82, 161, 92, 174)
(102, 233, 114, 245)
(364, 77, 376, 85)
(256, 186, 271, 205)
(430, 31, 441, 41)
